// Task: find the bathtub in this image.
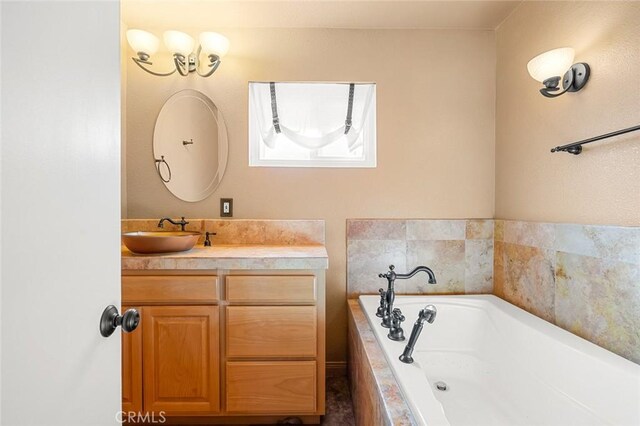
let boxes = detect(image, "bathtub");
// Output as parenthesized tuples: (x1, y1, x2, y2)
(359, 295, 640, 426)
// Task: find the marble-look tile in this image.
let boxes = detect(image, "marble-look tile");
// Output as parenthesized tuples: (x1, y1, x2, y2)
(493, 241, 505, 298)
(203, 219, 265, 244)
(464, 239, 494, 293)
(346, 219, 406, 240)
(406, 220, 466, 241)
(555, 252, 640, 364)
(262, 220, 325, 245)
(494, 220, 504, 242)
(347, 240, 406, 297)
(122, 219, 324, 246)
(503, 220, 555, 249)
(406, 240, 465, 293)
(466, 219, 494, 239)
(348, 300, 417, 425)
(555, 223, 640, 265)
(121, 244, 328, 270)
(501, 243, 556, 323)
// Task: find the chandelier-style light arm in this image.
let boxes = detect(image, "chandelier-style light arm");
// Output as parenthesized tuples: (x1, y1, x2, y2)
(197, 54, 221, 78)
(132, 57, 177, 77)
(173, 54, 190, 76)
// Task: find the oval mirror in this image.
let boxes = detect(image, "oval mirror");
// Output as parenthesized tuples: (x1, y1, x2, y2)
(153, 89, 228, 202)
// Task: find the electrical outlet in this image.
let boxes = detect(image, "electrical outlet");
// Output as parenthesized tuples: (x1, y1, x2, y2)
(220, 198, 233, 217)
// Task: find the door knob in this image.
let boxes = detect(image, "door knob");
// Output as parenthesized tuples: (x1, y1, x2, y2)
(100, 305, 140, 337)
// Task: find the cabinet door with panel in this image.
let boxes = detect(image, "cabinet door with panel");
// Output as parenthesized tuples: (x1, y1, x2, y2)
(122, 306, 143, 413)
(142, 305, 220, 414)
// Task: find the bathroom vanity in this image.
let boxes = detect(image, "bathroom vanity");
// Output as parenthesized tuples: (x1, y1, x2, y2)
(121, 241, 328, 424)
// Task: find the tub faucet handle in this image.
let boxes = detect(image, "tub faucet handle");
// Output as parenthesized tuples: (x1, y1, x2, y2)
(388, 308, 406, 341)
(378, 264, 395, 279)
(376, 288, 387, 318)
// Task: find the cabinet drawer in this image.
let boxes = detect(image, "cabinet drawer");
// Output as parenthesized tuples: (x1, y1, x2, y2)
(226, 306, 317, 358)
(226, 275, 315, 303)
(226, 361, 316, 413)
(122, 275, 218, 304)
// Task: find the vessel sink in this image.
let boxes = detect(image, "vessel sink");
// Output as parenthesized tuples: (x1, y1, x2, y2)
(122, 231, 201, 254)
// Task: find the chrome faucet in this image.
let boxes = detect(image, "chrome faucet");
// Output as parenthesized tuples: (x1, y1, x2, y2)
(399, 305, 437, 364)
(378, 265, 437, 328)
(157, 216, 189, 231)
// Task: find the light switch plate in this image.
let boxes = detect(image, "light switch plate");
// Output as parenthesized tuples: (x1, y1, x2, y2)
(220, 198, 233, 217)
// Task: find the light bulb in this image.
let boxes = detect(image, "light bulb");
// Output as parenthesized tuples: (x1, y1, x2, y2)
(527, 47, 575, 83)
(199, 32, 230, 58)
(126, 29, 159, 56)
(163, 30, 195, 57)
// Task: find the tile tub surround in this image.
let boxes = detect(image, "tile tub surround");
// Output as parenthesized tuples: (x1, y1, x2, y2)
(494, 220, 640, 364)
(122, 219, 325, 246)
(347, 300, 416, 426)
(347, 219, 494, 297)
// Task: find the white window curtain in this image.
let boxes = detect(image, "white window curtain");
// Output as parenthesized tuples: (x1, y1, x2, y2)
(249, 82, 375, 151)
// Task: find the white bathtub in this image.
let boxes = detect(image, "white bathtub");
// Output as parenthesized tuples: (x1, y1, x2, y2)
(359, 295, 640, 426)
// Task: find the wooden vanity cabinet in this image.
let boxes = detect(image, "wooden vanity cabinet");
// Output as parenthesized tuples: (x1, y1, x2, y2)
(121, 306, 142, 414)
(224, 275, 322, 417)
(121, 275, 220, 416)
(121, 271, 325, 424)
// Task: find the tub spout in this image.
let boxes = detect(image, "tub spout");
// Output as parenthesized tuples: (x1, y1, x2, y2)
(399, 305, 437, 364)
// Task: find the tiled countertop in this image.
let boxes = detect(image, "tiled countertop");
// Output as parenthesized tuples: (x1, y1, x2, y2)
(122, 244, 328, 270)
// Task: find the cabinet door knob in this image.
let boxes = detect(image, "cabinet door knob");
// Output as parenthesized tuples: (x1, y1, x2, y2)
(100, 305, 140, 337)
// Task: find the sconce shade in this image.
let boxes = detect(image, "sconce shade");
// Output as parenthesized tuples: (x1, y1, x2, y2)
(126, 29, 160, 55)
(163, 30, 195, 56)
(527, 47, 575, 82)
(199, 32, 230, 58)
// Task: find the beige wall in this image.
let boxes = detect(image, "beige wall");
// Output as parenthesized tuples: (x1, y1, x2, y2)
(124, 28, 496, 362)
(496, 1, 640, 226)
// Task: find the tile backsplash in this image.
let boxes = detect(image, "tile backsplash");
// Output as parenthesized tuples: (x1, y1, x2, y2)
(495, 220, 640, 364)
(122, 219, 325, 246)
(346, 219, 494, 297)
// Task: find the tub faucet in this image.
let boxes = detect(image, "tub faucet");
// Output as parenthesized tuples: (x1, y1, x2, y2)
(388, 308, 406, 341)
(399, 305, 437, 364)
(158, 216, 189, 231)
(378, 265, 437, 328)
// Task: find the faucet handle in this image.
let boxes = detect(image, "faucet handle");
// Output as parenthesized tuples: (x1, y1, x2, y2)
(378, 264, 395, 278)
(391, 308, 405, 324)
(376, 288, 387, 318)
(204, 231, 217, 247)
(388, 308, 406, 341)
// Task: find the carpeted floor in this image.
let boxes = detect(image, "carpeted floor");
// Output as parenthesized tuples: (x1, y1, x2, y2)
(321, 376, 355, 425)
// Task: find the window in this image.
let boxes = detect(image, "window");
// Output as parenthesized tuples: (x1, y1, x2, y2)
(249, 82, 376, 167)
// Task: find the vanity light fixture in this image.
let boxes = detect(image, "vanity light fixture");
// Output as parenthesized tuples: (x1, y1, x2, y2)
(527, 47, 590, 98)
(126, 29, 229, 77)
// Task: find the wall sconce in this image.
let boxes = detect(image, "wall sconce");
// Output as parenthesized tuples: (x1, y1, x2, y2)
(126, 29, 229, 77)
(527, 47, 590, 98)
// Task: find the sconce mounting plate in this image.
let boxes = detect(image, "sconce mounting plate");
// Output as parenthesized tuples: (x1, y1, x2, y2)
(564, 63, 590, 92)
